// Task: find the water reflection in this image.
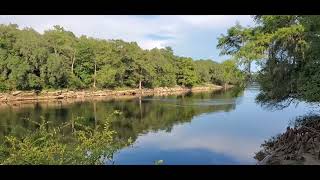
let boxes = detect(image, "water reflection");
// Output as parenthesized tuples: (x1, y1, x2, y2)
(0, 86, 313, 164)
(0, 89, 241, 139)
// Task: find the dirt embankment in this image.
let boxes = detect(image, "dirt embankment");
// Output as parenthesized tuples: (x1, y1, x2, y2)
(254, 115, 320, 165)
(0, 84, 230, 104)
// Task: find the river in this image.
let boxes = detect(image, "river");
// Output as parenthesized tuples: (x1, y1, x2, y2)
(0, 84, 315, 164)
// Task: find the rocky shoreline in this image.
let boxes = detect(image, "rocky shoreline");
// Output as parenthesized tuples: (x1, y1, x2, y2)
(254, 115, 320, 165)
(0, 84, 230, 105)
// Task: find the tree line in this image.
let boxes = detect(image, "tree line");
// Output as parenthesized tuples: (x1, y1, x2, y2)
(0, 24, 245, 92)
(217, 15, 320, 108)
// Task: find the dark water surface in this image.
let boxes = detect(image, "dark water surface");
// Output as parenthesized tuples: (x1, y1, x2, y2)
(0, 84, 314, 164)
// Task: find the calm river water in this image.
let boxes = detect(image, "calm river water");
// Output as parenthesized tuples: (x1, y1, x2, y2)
(0, 84, 314, 164)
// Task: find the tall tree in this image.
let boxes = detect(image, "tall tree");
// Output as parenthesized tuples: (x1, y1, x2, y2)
(43, 25, 78, 74)
(217, 23, 263, 80)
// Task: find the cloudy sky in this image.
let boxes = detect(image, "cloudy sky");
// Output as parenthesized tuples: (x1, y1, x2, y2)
(0, 15, 254, 62)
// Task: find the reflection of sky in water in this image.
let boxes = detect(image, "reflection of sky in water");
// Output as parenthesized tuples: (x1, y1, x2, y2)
(113, 86, 314, 165)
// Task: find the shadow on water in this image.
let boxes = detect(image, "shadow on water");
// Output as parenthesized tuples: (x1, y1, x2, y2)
(0, 88, 243, 141)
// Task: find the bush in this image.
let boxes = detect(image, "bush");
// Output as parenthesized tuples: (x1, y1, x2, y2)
(96, 65, 117, 89)
(0, 113, 131, 165)
(68, 74, 85, 90)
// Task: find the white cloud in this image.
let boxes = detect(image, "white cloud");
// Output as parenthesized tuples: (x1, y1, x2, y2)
(135, 126, 260, 163)
(139, 39, 169, 50)
(0, 15, 254, 59)
(176, 15, 253, 29)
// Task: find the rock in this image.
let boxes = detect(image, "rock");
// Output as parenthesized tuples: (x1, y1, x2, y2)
(56, 95, 64, 99)
(23, 92, 36, 96)
(12, 91, 22, 96)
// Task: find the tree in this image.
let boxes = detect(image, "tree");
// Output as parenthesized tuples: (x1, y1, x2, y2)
(0, 24, 245, 92)
(43, 25, 78, 74)
(176, 57, 199, 87)
(96, 65, 117, 88)
(221, 15, 320, 108)
(144, 48, 176, 88)
(13, 28, 48, 90)
(217, 23, 264, 80)
(194, 59, 219, 84)
(220, 59, 245, 87)
(43, 54, 69, 88)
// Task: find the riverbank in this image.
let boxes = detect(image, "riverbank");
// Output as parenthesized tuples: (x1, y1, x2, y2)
(254, 115, 320, 165)
(0, 84, 231, 104)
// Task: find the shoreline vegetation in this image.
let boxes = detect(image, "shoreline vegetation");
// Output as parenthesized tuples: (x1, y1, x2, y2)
(0, 112, 131, 165)
(0, 24, 245, 96)
(0, 84, 232, 104)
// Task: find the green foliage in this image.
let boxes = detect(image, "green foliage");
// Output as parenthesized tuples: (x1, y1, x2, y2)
(221, 60, 246, 85)
(222, 15, 320, 108)
(68, 74, 85, 89)
(217, 23, 258, 76)
(0, 76, 8, 91)
(0, 113, 131, 165)
(176, 58, 199, 87)
(96, 65, 117, 88)
(43, 54, 69, 89)
(194, 60, 217, 83)
(0, 24, 245, 91)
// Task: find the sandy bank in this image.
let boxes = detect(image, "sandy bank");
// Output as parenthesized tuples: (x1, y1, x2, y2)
(0, 84, 232, 105)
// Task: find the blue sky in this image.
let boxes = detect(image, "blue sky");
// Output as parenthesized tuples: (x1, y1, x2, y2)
(0, 15, 254, 63)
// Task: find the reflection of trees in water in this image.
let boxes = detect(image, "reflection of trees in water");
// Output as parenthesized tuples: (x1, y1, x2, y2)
(253, 62, 320, 162)
(0, 89, 244, 143)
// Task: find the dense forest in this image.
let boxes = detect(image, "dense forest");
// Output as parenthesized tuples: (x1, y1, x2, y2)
(0, 24, 245, 92)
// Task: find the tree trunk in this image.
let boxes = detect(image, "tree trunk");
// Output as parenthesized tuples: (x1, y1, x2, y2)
(247, 62, 251, 81)
(54, 48, 58, 57)
(93, 59, 97, 88)
(71, 51, 76, 74)
(139, 68, 142, 91)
